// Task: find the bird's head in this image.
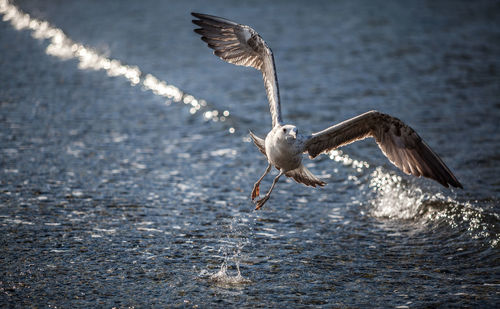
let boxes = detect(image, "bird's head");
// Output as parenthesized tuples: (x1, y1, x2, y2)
(280, 125, 298, 142)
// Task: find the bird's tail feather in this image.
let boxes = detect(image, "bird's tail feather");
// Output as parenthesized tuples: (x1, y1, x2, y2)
(286, 164, 326, 187)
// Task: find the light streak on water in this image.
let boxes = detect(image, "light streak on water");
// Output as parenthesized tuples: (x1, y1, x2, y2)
(0, 0, 233, 128)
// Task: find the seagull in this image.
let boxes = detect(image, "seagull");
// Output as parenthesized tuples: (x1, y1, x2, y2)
(192, 12, 462, 210)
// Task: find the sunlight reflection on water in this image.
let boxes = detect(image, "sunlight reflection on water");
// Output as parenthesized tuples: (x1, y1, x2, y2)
(0, 0, 232, 126)
(368, 167, 499, 247)
(326, 149, 499, 247)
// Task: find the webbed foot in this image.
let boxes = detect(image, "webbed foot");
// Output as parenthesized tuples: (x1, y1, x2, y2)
(254, 195, 270, 210)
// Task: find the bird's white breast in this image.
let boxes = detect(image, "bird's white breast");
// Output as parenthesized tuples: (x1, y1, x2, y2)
(265, 130, 303, 172)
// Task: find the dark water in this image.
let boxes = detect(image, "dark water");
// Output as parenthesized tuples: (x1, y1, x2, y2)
(1, 0, 499, 307)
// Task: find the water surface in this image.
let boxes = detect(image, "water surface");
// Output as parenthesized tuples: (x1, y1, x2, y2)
(1, 0, 499, 307)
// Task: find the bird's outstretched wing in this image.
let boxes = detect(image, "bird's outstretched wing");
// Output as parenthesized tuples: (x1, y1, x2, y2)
(192, 12, 282, 127)
(304, 110, 462, 188)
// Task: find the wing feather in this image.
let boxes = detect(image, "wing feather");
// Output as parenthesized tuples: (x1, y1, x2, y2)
(304, 110, 462, 188)
(192, 12, 282, 127)
(249, 131, 266, 156)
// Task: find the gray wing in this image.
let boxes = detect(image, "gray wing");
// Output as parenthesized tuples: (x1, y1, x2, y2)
(304, 110, 463, 188)
(192, 12, 282, 127)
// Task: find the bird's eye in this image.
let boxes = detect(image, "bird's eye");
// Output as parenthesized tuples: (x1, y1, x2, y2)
(283, 128, 287, 133)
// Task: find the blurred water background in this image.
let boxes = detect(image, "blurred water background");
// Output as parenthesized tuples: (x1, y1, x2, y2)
(1, 0, 499, 307)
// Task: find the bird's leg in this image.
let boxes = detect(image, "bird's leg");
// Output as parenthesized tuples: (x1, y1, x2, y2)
(251, 163, 272, 200)
(255, 171, 284, 210)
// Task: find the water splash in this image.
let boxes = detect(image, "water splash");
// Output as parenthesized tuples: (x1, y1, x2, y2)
(209, 259, 251, 286)
(204, 215, 252, 286)
(326, 150, 499, 248)
(368, 167, 427, 220)
(367, 166, 499, 247)
(0, 0, 234, 129)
